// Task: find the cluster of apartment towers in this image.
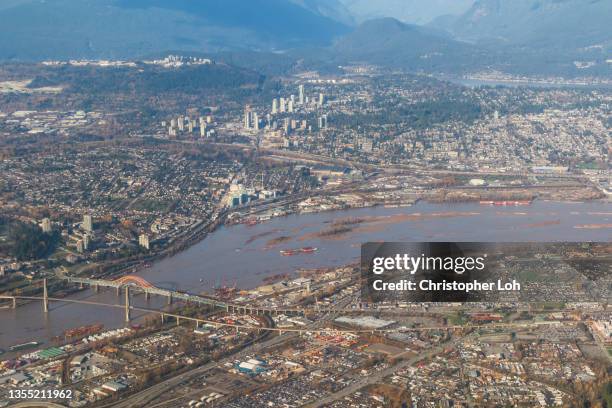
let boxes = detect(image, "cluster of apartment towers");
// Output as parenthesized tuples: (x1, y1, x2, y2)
(40, 214, 150, 255)
(164, 114, 214, 138)
(244, 84, 328, 133)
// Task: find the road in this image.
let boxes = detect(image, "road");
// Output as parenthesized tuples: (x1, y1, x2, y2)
(102, 327, 289, 408)
(0, 293, 578, 335)
(104, 293, 354, 408)
(141, 136, 592, 181)
(305, 332, 476, 408)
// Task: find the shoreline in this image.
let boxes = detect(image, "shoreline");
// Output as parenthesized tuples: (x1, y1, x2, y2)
(229, 195, 609, 227)
(1, 199, 610, 348)
(4, 197, 610, 312)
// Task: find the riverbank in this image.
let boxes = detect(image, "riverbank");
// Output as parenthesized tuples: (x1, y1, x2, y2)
(1, 200, 610, 347)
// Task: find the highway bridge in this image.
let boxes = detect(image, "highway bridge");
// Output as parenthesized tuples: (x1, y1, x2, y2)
(0, 275, 334, 319)
(1, 276, 588, 331)
(60, 275, 312, 318)
(0, 293, 574, 335)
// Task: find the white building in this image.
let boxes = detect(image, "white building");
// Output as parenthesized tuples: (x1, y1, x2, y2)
(41, 218, 52, 233)
(138, 234, 150, 250)
(83, 214, 93, 232)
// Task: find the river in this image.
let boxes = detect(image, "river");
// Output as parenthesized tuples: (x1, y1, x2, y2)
(1, 200, 610, 349)
(442, 76, 612, 90)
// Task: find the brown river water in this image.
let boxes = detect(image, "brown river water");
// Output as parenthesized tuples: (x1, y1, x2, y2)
(1, 200, 610, 349)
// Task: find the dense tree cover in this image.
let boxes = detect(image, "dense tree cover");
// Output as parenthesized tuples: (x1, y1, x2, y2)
(0, 216, 11, 257)
(29, 64, 265, 95)
(334, 98, 484, 130)
(8, 62, 281, 116)
(8, 221, 60, 261)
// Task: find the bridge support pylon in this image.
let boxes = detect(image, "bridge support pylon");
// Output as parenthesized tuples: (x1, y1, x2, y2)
(43, 278, 49, 313)
(12, 297, 16, 309)
(124, 286, 130, 323)
(167, 294, 172, 305)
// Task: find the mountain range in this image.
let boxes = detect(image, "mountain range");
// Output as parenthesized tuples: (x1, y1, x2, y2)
(0, 0, 349, 60)
(330, 18, 485, 71)
(435, 0, 612, 52)
(0, 0, 609, 77)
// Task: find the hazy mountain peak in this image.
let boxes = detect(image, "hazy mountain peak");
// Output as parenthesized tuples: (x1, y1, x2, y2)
(446, 0, 612, 49)
(358, 17, 414, 31)
(331, 17, 476, 71)
(289, 0, 355, 26)
(338, 0, 475, 25)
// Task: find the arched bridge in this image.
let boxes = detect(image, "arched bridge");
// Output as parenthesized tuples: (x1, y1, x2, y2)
(114, 275, 155, 288)
(60, 276, 306, 316)
(63, 275, 229, 308)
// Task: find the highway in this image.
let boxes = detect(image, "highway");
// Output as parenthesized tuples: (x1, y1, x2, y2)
(104, 331, 278, 408)
(305, 332, 478, 408)
(0, 294, 576, 335)
(104, 291, 356, 408)
(0, 293, 586, 407)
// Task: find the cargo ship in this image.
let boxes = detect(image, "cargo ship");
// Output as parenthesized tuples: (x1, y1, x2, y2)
(280, 247, 318, 256)
(479, 200, 532, 206)
(64, 324, 104, 338)
(9, 341, 41, 352)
